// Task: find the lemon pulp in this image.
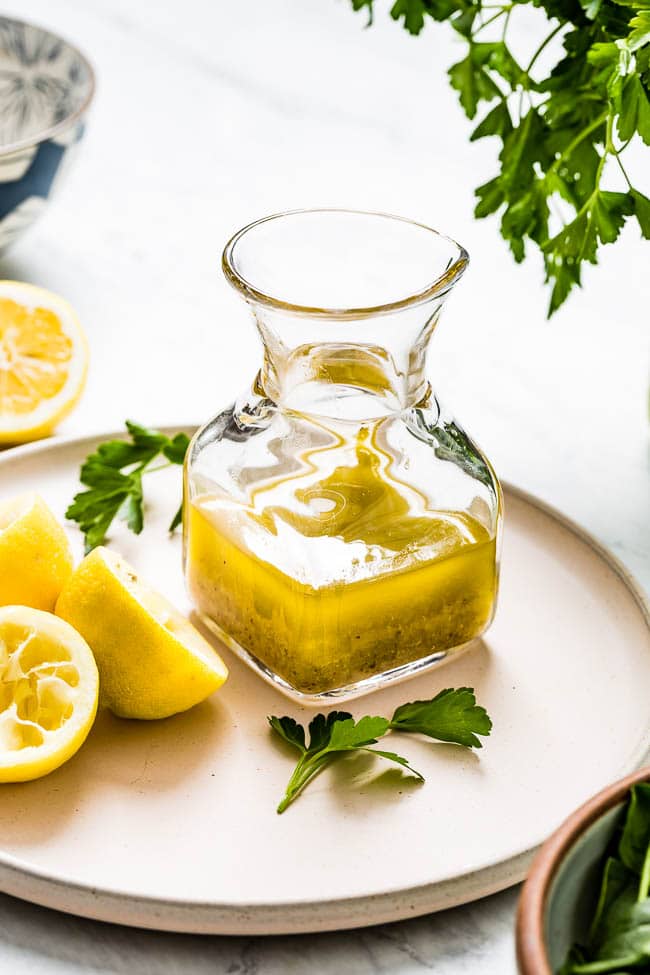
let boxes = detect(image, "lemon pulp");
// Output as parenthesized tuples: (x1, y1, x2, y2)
(0, 606, 98, 782)
(0, 282, 88, 443)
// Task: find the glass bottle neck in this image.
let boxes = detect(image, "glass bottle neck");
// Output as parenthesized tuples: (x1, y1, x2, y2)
(252, 299, 445, 420)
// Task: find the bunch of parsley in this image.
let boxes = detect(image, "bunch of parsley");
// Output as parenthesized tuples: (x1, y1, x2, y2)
(348, 0, 649, 314)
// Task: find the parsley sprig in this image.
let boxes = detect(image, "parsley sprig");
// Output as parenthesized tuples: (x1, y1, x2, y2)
(269, 686, 492, 812)
(349, 0, 650, 314)
(66, 422, 190, 552)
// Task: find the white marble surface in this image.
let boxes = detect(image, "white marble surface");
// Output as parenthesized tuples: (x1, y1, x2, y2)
(0, 0, 648, 971)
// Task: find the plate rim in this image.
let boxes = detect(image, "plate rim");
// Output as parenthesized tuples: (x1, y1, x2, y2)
(0, 426, 648, 934)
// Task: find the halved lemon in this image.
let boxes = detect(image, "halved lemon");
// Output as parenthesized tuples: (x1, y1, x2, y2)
(56, 547, 228, 720)
(0, 606, 99, 783)
(0, 493, 74, 611)
(0, 281, 88, 444)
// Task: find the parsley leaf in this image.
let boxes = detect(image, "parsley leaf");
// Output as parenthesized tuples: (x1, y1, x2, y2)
(633, 187, 650, 236)
(542, 187, 635, 311)
(307, 710, 354, 751)
(390, 686, 493, 748)
(66, 422, 190, 552)
(269, 687, 491, 812)
(448, 44, 504, 119)
(619, 74, 650, 143)
(470, 101, 514, 141)
(390, 0, 430, 33)
(268, 715, 308, 751)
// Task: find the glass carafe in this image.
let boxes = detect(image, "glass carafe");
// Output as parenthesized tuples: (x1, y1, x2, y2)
(184, 209, 502, 703)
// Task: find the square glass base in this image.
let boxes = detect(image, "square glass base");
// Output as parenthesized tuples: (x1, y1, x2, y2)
(197, 612, 475, 705)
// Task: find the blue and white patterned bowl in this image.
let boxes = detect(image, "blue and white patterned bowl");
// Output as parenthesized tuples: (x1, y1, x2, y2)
(0, 16, 95, 252)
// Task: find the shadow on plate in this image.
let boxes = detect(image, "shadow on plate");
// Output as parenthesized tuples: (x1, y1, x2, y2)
(0, 698, 229, 846)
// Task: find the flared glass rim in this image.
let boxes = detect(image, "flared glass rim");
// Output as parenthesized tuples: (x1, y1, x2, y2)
(222, 208, 469, 319)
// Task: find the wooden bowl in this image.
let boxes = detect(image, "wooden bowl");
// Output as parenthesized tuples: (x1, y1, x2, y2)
(516, 766, 650, 974)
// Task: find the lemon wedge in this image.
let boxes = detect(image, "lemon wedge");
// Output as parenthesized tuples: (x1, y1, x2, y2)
(56, 547, 228, 719)
(0, 606, 98, 783)
(0, 281, 88, 444)
(0, 493, 74, 611)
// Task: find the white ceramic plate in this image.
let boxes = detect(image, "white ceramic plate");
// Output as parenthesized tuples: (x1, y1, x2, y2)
(0, 429, 649, 935)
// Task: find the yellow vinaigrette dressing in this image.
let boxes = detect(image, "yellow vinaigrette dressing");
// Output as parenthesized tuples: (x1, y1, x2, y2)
(186, 431, 498, 695)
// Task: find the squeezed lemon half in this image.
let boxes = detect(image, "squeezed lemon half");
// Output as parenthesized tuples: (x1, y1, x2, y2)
(0, 493, 74, 611)
(56, 547, 228, 720)
(0, 281, 88, 444)
(0, 606, 99, 783)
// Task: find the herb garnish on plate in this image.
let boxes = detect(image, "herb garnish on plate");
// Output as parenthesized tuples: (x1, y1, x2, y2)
(269, 686, 492, 812)
(66, 421, 190, 552)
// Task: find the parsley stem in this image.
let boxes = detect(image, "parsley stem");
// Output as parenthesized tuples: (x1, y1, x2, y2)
(548, 111, 608, 174)
(473, 6, 510, 35)
(517, 87, 525, 123)
(613, 148, 633, 190)
(501, 7, 511, 41)
(277, 751, 331, 812)
(525, 22, 563, 75)
(597, 114, 614, 182)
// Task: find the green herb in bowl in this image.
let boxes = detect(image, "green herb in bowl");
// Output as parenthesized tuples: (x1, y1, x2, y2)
(560, 783, 650, 972)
